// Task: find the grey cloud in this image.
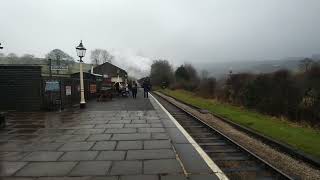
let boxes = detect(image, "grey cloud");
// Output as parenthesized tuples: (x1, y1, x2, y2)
(0, 0, 319, 76)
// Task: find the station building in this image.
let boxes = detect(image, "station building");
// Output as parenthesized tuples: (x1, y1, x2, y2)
(92, 62, 127, 83)
(0, 62, 127, 112)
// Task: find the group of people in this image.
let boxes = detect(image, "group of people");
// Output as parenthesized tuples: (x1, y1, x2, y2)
(128, 80, 151, 99)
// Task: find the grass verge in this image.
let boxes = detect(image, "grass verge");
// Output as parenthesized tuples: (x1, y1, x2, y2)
(158, 89, 320, 159)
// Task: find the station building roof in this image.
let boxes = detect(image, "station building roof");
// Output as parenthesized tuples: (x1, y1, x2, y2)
(92, 62, 127, 78)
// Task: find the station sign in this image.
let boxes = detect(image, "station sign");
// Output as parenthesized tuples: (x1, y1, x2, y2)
(90, 84, 97, 93)
(51, 66, 68, 71)
(45, 81, 60, 92)
(66, 86, 72, 95)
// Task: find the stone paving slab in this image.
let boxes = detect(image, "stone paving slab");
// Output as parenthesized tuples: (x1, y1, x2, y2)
(70, 161, 112, 176)
(161, 175, 188, 180)
(151, 133, 169, 140)
(87, 134, 112, 141)
(189, 175, 220, 180)
(91, 177, 117, 180)
(2, 178, 36, 180)
(165, 128, 189, 143)
(96, 151, 126, 161)
(104, 128, 136, 134)
(116, 141, 143, 150)
(37, 177, 90, 180)
(58, 142, 95, 151)
(15, 162, 76, 176)
(109, 161, 142, 175)
(144, 140, 171, 149)
(144, 159, 183, 174)
(0, 90, 219, 179)
(22, 151, 63, 161)
(126, 149, 175, 160)
(92, 141, 117, 150)
(59, 151, 98, 161)
(120, 175, 158, 180)
(173, 143, 212, 173)
(0, 162, 27, 176)
(0, 152, 30, 161)
(111, 133, 151, 140)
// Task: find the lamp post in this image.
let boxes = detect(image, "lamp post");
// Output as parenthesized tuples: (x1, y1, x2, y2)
(76, 40, 87, 108)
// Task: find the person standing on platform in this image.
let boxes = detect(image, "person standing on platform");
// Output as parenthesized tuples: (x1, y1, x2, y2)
(132, 81, 138, 99)
(128, 81, 132, 96)
(143, 80, 150, 98)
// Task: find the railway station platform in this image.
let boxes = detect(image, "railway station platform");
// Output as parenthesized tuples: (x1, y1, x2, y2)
(0, 89, 223, 180)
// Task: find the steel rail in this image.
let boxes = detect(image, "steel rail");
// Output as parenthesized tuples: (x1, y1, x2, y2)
(153, 92, 295, 180)
(157, 91, 320, 169)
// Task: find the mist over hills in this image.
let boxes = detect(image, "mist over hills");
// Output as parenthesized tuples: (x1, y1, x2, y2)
(194, 57, 315, 79)
(1, 53, 320, 80)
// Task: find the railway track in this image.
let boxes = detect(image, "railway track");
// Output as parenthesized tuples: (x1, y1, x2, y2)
(153, 93, 294, 180)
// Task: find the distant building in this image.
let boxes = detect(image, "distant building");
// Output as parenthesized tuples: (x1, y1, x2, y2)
(92, 62, 127, 83)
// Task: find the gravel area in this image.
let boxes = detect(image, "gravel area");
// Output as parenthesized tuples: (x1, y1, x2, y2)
(156, 92, 320, 180)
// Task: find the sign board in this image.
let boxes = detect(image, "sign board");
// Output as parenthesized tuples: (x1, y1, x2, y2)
(51, 66, 68, 71)
(90, 84, 97, 93)
(65, 86, 72, 96)
(45, 81, 60, 92)
(96, 77, 103, 82)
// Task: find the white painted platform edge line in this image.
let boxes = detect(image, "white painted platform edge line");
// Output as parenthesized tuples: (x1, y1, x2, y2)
(150, 93, 229, 180)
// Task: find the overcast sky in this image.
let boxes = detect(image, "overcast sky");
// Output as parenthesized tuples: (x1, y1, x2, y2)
(1, 0, 319, 76)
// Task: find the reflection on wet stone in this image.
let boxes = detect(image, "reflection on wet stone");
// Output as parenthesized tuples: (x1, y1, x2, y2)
(0, 96, 191, 178)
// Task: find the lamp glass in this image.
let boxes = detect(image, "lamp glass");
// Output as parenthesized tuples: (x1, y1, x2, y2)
(76, 41, 86, 58)
(76, 48, 86, 57)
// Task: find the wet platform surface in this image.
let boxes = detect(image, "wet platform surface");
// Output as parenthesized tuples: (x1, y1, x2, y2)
(0, 89, 219, 180)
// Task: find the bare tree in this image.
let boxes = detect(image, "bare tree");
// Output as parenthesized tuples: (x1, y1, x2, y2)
(7, 53, 18, 63)
(150, 59, 174, 87)
(46, 49, 74, 74)
(22, 54, 35, 58)
(46, 49, 74, 62)
(184, 63, 199, 81)
(90, 49, 101, 65)
(90, 49, 114, 65)
(20, 54, 36, 64)
(7, 53, 18, 58)
(100, 49, 114, 63)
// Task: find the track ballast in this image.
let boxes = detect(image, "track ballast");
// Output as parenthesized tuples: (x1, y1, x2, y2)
(153, 93, 294, 180)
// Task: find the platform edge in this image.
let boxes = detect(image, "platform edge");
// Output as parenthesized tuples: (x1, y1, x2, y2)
(149, 93, 229, 180)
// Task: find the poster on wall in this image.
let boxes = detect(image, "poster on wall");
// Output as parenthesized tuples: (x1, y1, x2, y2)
(45, 81, 60, 92)
(90, 84, 97, 93)
(65, 86, 71, 96)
